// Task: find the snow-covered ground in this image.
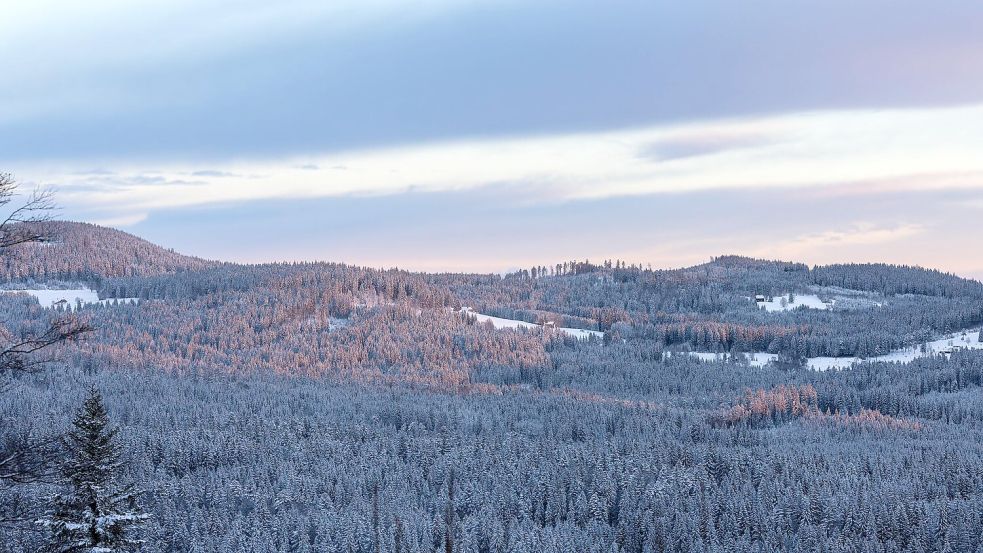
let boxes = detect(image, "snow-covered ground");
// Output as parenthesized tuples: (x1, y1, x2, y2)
(756, 293, 831, 312)
(465, 306, 982, 364)
(753, 287, 885, 312)
(328, 317, 350, 330)
(669, 351, 776, 368)
(462, 308, 604, 340)
(815, 286, 884, 309)
(2, 288, 140, 310)
(806, 329, 983, 370)
(677, 328, 983, 370)
(558, 327, 605, 340)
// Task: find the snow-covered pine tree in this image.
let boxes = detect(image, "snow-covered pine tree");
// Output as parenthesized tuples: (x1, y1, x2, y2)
(38, 388, 149, 552)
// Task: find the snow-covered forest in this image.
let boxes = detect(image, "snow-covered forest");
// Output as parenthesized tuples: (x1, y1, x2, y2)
(3, 221, 983, 552)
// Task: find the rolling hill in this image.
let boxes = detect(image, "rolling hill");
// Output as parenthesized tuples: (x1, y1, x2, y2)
(0, 220, 221, 281)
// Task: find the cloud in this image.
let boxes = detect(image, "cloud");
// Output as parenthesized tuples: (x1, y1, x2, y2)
(795, 172, 983, 199)
(782, 223, 926, 249)
(108, 183, 982, 279)
(190, 170, 239, 178)
(14, 101, 978, 217)
(72, 168, 116, 176)
(744, 221, 948, 274)
(4, 1, 983, 161)
(89, 212, 149, 227)
(638, 130, 780, 162)
(5, 1, 983, 279)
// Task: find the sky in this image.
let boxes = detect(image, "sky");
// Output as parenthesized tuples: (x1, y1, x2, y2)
(3, 0, 983, 277)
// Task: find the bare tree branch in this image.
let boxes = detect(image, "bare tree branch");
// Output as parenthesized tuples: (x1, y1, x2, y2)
(0, 433, 60, 486)
(0, 173, 58, 250)
(0, 175, 89, 529)
(0, 316, 93, 381)
(0, 432, 60, 538)
(0, 492, 47, 529)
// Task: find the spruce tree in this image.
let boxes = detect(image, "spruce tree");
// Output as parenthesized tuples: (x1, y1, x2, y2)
(38, 388, 149, 552)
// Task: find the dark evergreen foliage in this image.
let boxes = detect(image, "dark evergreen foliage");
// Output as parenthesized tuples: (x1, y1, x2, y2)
(2, 350, 982, 552)
(37, 389, 148, 552)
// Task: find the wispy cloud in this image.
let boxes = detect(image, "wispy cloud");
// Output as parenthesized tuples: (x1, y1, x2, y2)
(104, 183, 981, 278)
(190, 170, 239, 178)
(18, 102, 979, 221)
(71, 168, 116, 176)
(89, 212, 149, 227)
(638, 130, 780, 162)
(766, 223, 927, 257)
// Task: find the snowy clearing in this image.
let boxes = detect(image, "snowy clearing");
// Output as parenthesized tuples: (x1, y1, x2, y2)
(328, 317, 350, 330)
(755, 293, 831, 312)
(677, 328, 983, 370)
(461, 308, 604, 340)
(2, 288, 140, 310)
(752, 287, 885, 312)
(559, 327, 606, 340)
(806, 329, 983, 370)
(669, 351, 777, 368)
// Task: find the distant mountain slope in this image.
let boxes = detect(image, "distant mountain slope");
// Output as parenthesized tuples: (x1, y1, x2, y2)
(442, 256, 983, 359)
(4, 223, 982, 376)
(0, 221, 220, 281)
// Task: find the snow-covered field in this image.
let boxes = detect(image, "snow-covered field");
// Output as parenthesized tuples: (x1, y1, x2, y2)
(461, 308, 604, 340)
(328, 317, 350, 330)
(753, 287, 885, 312)
(756, 293, 831, 312)
(465, 305, 982, 364)
(806, 329, 983, 370)
(2, 288, 140, 310)
(669, 351, 776, 368)
(678, 328, 983, 370)
(557, 327, 606, 340)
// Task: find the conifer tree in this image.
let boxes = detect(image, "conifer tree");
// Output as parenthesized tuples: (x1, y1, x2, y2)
(38, 388, 149, 552)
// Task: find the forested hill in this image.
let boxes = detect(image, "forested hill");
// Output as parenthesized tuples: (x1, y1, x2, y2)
(446, 256, 983, 358)
(0, 221, 220, 281)
(4, 222, 983, 384)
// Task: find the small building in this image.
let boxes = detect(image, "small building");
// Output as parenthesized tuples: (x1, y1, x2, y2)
(754, 295, 766, 303)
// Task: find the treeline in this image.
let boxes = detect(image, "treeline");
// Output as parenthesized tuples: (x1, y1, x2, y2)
(812, 263, 983, 298)
(17, 255, 978, 383)
(98, 262, 457, 310)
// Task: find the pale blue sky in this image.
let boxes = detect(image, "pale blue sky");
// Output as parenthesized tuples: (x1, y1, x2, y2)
(3, 1, 983, 276)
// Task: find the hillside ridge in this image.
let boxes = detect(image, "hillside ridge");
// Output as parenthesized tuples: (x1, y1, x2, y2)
(0, 220, 221, 281)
